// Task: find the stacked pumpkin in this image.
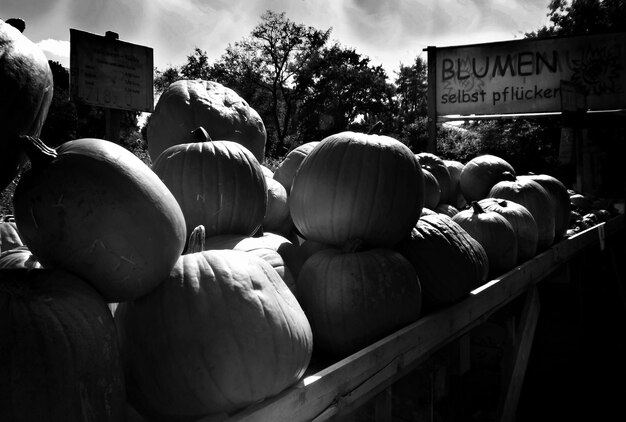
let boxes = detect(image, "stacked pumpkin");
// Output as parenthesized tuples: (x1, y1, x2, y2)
(288, 131, 426, 358)
(0, 22, 135, 421)
(113, 81, 313, 420)
(2, 134, 187, 420)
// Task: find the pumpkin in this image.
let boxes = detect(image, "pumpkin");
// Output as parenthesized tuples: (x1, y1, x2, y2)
(478, 197, 539, 264)
(146, 79, 266, 162)
(187, 225, 297, 295)
(12, 136, 187, 302)
(297, 245, 422, 358)
(416, 152, 452, 205)
(263, 176, 293, 237)
(422, 169, 441, 210)
(260, 165, 274, 178)
(290, 238, 332, 278)
(395, 213, 489, 311)
(0, 268, 125, 421)
(0, 219, 23, 252)
(290, 131, 424, 248)
(272, 141, 320, 193)
(488, 177, 556, 251)
(435, 203, 459, 218)
(0, 245, 42, 269)
(420, 207, 437, 217)
(0, 19, 54, 191)
(452, 201, 518, 277)
(151, 127, 267, 241)
(460, 154, 516, 203)
(520, 173, 571, 241)
(444, 159, 467, 209)
(116, 249, 312, 419)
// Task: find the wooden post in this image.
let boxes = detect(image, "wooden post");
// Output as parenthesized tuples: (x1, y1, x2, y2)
(426, 46, 438, 154)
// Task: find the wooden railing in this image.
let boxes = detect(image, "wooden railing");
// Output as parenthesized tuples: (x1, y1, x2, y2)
(204, 215, 624, 422)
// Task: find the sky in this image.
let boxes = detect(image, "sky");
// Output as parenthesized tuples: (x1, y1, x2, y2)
(3, 0, 553, 78)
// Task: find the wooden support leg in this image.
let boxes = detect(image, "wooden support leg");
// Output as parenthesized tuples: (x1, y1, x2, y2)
(373, 387, 392, 422)
(497, 286, 541, 422)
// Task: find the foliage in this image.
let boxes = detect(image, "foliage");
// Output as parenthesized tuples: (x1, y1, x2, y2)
(211, 11, 331, 156)
(39, 61, 77, 148)
(394, 56, 428, 135)
(294, 43, 396, 145)
(526, 0, 626, 38)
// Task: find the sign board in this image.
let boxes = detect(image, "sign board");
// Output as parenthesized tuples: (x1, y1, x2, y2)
(433, 32, 626, 116)
(70, 29, 154, 112)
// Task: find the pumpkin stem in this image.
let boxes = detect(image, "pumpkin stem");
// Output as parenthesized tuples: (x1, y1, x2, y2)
(471, 201, 485, 214)
(187, 225, 206, 253)
(18, 136, 57, 169)
(252, 225, 264, 238)
(367, 121, 384, 135)
(191, 127, 212, 143)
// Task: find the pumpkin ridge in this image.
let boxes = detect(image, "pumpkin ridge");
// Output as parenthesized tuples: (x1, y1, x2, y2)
(214, 252, 263, 403)
(185, 255, 234, 411)
(260, 263, 296, 394)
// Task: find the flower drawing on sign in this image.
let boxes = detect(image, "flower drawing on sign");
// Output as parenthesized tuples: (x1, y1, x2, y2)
(570, 45, 622, 96)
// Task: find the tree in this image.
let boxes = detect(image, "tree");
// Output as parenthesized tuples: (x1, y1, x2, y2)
(213, 10, 331, 155)
(393, 56, 429, 150)
(395, 56, 428, 123)
(294, 43, 396, 144)
(154, 65, 182, 95)
(40, 61, 77, 147)
(527, 0, 626, 38)
(180, 48, 213, 81)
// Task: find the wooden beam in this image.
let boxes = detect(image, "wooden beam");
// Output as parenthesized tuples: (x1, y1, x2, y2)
(213, 217, 623, 422)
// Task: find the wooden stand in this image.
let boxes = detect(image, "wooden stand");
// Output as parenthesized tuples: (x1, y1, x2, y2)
(199, 216, 624, 422)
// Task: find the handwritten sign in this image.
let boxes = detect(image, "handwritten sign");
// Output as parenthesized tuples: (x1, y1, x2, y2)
(434, 32, 626, 116)
(70, 29, 153, 112)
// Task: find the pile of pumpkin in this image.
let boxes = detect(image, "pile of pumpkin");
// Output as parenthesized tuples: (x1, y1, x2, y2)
(0, 19, 616, 422)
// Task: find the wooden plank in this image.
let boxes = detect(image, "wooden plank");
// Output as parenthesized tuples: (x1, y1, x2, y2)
(214, 217, 624, 422)
(497, 286, 541, 422)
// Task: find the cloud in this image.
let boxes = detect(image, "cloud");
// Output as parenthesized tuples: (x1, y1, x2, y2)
(37, 39, 70, 66)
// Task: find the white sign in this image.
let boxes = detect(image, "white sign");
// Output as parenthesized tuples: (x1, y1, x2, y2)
(70, 29, 153, 112)
(434, 32, 626, 116)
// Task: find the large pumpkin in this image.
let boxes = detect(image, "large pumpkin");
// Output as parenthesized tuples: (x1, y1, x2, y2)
(395, 213, 489, 310)
(488, 177, 556, 251)
(0, 268, 125, 421)
(117, 249, 313, 419)
(478, 197, 539, 264)
(452, 201, 518, 277)
(416, 152, 452, 205)
(12, 136, 187, 302)
(272, 141, 320, 193)
(460, 154, 516, 203)
(152, 128, 267, 241)
(0, 19, 54, 191)
(290, 131, 425, 248)
(520, 173, 571, 241)
(297, 245, 422, 358)
(146, 79, 266, 162)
